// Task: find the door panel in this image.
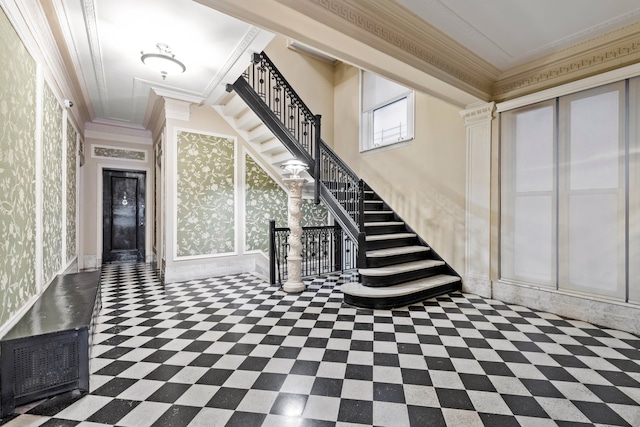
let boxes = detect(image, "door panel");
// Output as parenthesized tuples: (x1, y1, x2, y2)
(103, 169, 146, 263)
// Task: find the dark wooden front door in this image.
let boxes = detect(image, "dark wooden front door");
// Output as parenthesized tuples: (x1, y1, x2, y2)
(103, 169, 146, 263)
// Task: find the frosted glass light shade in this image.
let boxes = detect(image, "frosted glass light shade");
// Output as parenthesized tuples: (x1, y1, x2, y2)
(141, 54, 185, 74)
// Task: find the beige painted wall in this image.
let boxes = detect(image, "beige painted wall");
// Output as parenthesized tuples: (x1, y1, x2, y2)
(264, 35, 335, 147)
(333, 63, 467, 272)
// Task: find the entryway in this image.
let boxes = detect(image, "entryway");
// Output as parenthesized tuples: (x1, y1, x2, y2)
(102, 169, 146, 263)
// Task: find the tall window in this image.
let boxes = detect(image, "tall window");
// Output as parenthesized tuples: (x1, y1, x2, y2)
(501, 81, 631, 301)
(361, 71, 414, 151)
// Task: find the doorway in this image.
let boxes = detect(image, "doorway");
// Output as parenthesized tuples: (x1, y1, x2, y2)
(102, 169, 146, 263)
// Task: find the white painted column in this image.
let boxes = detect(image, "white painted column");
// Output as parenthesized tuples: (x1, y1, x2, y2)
(460, 102, 495, 298)
(282, 177, 307, 293)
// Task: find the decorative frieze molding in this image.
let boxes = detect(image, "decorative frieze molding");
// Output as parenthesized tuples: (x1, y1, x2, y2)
(460, 102, 495, 127)
(494, 21, 640, 101)
(282, 0, 495, 98)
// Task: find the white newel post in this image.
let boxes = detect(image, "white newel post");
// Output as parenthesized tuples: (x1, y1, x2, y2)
(282, 177, 308, 293)
(460, 102, 495, 298)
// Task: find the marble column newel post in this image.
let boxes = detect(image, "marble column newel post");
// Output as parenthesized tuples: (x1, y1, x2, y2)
(282, 177, 308, 293)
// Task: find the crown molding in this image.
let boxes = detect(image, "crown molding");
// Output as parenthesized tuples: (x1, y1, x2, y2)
(85, 121, 152, 145)
(163, 98, 191, 121)
(493, 21, 640, 101)
(278, 0, 496, 100)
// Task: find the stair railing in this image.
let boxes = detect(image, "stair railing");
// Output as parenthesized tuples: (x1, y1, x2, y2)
(242, 53, 318, 161)
(232, 51, 369, 267)
(269, 220, 357, 285)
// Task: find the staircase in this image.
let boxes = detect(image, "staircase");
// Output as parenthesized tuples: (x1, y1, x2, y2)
(340, 185, 460, 308)
(224, 51, 461, 309)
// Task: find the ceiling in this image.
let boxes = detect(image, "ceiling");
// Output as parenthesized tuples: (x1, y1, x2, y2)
(397, 0, 640, 71)
(52, 0, 640, 130)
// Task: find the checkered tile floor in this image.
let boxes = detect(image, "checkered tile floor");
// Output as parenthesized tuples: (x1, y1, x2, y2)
(4, 263, 640, 426)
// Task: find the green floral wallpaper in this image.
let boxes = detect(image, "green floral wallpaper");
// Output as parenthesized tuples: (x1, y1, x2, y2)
(176, 131, 235, 257)
(245, 155, 328, 253)
(0, 10, 37, 327)
(66, 122, 77, 263)
(42, 83, 62, 283)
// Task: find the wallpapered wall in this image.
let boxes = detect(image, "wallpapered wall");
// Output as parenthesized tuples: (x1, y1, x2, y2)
(245, 155, 327, 253)
(0, 9, 78, 330)
(42, 83, 63, 284)
(176, 131, 235, 257)
(66, 121, 77, 263)
(0, 8, 37, 328)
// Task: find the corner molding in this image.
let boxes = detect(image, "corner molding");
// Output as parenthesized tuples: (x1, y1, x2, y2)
(460, 102, 495, 127)
(164, 98, 191, 121)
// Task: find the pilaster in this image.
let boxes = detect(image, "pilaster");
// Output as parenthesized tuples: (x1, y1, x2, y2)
(460, 102, 495, 298)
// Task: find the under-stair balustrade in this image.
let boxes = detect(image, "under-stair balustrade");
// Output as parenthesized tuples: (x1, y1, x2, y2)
(269, 221, 357, 285)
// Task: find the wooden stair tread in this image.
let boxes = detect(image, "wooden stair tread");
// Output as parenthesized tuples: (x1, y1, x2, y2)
(364, 210, 393, 214)
(359, 259, 444, 276)
(341, 274, 460, 298)
(366, 233, 416, 242)
(364, 221, 404, 227)
(367, 245, 430, 258)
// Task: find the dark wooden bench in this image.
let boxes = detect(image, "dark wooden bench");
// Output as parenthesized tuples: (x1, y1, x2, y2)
(0, 270, 101, 417)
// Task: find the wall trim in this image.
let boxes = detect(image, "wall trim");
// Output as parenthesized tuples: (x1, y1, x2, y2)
(164, 255, 258, 284)
(172, 128, 239, 261)
(493, 279, 640, 336)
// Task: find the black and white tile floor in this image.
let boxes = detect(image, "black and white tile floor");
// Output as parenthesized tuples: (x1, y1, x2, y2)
(3, 263, 640, 426)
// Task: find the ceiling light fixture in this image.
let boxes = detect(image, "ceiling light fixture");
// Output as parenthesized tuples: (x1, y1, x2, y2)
(140, 43, 185, 80)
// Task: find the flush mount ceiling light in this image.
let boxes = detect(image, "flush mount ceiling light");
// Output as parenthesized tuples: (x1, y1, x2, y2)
(140, 43, 185, 80)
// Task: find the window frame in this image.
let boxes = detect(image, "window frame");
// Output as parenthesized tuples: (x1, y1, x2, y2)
(360, 71, 415, 152)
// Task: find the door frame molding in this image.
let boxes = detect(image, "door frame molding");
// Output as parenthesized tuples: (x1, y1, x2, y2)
(96, 163, 152, 266)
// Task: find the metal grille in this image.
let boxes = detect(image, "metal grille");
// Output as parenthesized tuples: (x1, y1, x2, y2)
(13, 336, 79, 397)
(270, 222, 357, 284)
